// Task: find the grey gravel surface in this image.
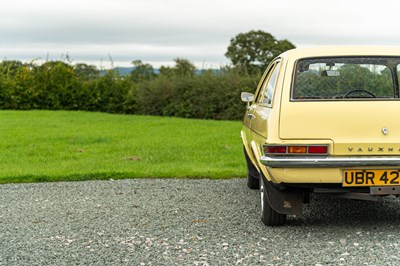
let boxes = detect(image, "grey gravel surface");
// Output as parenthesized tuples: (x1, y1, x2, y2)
(1, 178, 400, 265)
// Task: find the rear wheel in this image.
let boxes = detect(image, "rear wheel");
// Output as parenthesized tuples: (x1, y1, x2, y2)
(243, 146, 259, 189)
(260, 176, 287, 226)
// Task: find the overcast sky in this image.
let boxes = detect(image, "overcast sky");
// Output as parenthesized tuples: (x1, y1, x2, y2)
(1, 0, 400, 68)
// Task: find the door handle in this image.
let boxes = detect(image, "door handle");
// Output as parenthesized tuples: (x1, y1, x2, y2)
(247, 114, 256, 119)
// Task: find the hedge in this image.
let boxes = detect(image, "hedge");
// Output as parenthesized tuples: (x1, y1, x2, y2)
(0, 60, 261, 120)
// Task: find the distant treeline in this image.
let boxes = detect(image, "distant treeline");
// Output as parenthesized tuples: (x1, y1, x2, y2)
(0, 58, 260, 120)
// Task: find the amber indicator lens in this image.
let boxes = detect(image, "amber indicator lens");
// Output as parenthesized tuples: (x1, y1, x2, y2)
(288, 146, 307, 154)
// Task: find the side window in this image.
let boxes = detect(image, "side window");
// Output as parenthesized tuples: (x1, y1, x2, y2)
(256, 61, 281, 107)
(262, 62, 281, 106)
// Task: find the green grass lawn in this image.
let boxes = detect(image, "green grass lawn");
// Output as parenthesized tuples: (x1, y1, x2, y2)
(0, 110, 246, 183)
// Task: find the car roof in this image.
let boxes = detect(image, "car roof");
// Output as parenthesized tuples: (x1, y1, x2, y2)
(280, 46, 400, 60)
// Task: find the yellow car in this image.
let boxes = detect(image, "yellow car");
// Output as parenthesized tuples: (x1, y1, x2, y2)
(241, 46, 400, 226)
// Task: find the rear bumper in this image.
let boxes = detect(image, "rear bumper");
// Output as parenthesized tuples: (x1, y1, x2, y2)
(261, 156, 400, 168)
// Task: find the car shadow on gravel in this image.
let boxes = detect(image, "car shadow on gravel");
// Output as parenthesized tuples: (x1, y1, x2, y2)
(285, 194, 400, 227)
(246, 185, 400, 227)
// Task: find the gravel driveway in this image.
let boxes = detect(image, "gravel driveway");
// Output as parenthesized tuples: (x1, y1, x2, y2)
(1, 178, 400, 265)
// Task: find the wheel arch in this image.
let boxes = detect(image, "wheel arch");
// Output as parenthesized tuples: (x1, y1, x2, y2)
(241, 130, 274, 182)
(241, 130, 260, 172)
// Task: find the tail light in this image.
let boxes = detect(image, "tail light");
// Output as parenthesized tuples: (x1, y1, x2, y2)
(264, 144, 328, 155)
(308, 145, 328, 154)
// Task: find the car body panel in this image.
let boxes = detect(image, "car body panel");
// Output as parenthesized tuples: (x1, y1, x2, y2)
(268, 167, 340, 183)
(279, 101, 400, 155)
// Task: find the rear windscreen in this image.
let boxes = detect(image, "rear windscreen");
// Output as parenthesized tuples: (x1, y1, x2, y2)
(292, 57, 400, 100)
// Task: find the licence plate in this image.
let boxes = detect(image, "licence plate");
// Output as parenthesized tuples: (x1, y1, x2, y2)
(343, 170, 400, 187)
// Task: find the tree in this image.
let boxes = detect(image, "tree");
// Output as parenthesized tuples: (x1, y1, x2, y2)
(174, 58, 196, 77)
(74, 63, 99, 80)
(0, 60, 25, 77)
(159, 58, 196, 78)
(130, 60, 156, 82)
(225, 30, 295, 73)
(29, 61, 82, 109)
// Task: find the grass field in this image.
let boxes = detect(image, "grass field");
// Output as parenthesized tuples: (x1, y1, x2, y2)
(0, 110, 246, 183)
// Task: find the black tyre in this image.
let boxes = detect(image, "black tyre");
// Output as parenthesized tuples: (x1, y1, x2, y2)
(243, 146, 259, 189)
(259, 177, 287, 226)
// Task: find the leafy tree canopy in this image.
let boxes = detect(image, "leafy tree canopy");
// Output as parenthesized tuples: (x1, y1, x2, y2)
(74, 63, 99, 79)
(130, 60, 156, 82)
(159, 58, 196, 77)
(225, 30, 295, 73)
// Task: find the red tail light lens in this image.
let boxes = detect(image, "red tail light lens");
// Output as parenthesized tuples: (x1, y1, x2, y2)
(308, 146, 328, 154)
(266, 146, 287, 154)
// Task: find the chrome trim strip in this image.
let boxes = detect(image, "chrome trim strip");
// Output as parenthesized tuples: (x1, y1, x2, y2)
(260, 156, 400, 168)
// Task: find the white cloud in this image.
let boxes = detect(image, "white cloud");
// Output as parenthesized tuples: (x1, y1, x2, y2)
(0, 0, 400, 68)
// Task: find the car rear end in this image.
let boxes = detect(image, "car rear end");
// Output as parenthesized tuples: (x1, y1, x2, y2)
(261, 49, 400, 198)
